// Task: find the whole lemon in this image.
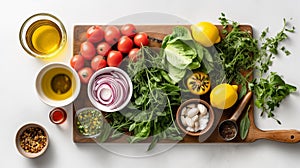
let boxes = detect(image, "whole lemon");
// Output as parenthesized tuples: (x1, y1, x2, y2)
(210, 84, 238, 109)
(191, 22, 221, 47)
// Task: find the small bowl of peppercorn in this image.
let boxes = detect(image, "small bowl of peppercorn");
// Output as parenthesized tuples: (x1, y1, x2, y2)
(15, 123, 49, 158)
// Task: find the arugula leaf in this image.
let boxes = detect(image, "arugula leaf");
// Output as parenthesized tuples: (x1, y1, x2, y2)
(111, 46, 183, 150)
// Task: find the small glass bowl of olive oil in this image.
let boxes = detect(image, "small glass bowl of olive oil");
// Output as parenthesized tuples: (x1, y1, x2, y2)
(19, 13, 67, 59)
(35, 63, 81, 107)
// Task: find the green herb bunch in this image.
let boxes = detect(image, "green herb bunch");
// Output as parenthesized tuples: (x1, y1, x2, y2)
(97, 46, 183, 151)
(216, 13, 297, 124)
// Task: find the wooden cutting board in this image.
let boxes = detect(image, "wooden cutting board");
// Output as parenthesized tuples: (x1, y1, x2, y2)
(72, 25, 300, 143)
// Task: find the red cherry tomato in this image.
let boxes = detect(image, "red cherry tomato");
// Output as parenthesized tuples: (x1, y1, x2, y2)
(91, 55, 107, 71)
(134, 32, 149, 47)
(107, 50, 123, 67)
(104, 26, 121, 45)
(128, 48, 140, 62)
(78, 67, 94, 84)
(120, 24, 136, 38)
(70, 55, 85, 71)
(80, 41, 96, 60)
(86, 25, 104, 43)
(96, 42, 111, 56)
(117, 36, 133, 53)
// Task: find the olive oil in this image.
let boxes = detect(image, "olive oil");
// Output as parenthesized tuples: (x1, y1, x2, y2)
(51, 74, 71, 94)
(26, 19, 62, 55)
(41, 68, 75, 100)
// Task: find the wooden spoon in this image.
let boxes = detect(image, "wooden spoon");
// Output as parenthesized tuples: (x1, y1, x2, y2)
(218, 91, 253, 141)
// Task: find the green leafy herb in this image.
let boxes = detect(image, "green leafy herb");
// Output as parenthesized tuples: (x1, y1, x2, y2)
(100, 46, 183, 150)
(249, 73, 297, 124)
(257, 18, 295, 75)
(215, 13, 259, 95)
(128, 46, 183, 147)
(216, 13, 297, 124)
(240, 105, 251, 140)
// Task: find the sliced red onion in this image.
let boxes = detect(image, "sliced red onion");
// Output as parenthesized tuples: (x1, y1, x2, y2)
(97, 84, 113, 102)
(91, 70, 130, 111)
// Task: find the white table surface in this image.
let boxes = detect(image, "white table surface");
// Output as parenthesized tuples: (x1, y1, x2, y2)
(2, 0, 300, 167)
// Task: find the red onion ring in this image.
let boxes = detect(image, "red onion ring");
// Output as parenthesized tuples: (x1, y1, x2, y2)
(91, 70, 130, 111)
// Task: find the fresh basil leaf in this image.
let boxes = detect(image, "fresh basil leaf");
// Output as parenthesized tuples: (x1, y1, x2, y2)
(240, 106, 250, 140)
(239, 84, 247, 100)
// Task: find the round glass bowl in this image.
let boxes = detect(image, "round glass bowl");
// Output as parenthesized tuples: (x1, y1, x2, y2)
(15, 123, 49, 158)
(74, 107, 103, 138)
(49, 107, 67, 124)
(35, 62, 81, 107)
(19, 13, 67, 59)
(87, 67, 133, 112)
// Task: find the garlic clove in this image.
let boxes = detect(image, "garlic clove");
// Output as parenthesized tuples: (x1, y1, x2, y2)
(194, 121, 200, 131)
(187, 103, 196, 108)
(185, 117, 195, 128)
(192, 114, 199, 122)
(181, 107, 187, 116)
(181, 116, 187, 127)
(187, 107, 199, 118)
(199, 117, 209, 130)
(200, 112, 209, 119)
(198, 103, 207, 115)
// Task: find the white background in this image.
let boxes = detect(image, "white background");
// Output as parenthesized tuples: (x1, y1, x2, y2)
(1, 0, 300, 167)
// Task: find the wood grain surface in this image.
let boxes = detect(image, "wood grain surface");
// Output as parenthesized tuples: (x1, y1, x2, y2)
(72, 25, 300, 144)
